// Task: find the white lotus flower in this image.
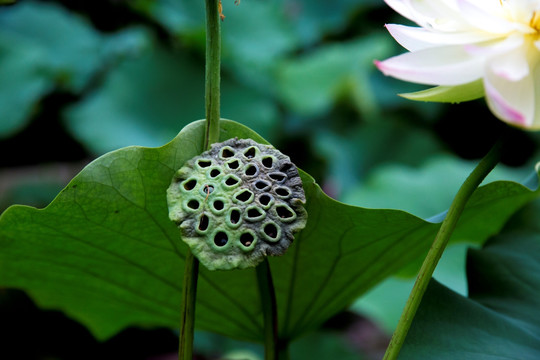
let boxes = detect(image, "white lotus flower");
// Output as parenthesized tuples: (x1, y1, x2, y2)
(375, 0, 540, 130)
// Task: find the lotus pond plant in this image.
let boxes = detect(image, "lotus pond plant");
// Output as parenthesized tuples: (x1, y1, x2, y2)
(376, 1, 540, 358)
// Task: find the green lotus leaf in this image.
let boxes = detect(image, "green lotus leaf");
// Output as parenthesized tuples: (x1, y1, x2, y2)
(401, 201, 540, 359)
(0, 120, 538, 343)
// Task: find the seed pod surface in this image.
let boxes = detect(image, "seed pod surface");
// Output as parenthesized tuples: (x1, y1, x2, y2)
(167, 138, 307, 270)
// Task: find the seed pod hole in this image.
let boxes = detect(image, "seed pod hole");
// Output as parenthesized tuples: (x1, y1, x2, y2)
(259, 194, 272, 206)
(203, 185, 214, 195)
(269, 172, 287, 182)
(245, 205, 265, 222)
(225, 176, 239, 186)
(247, 208, 263, 218)
(198, 214, 209, 231)
(255, 180, 271, 191)
(230, 209, 241, 224)
(245, 164, 258, 177)
(187, 199, 200, 210)
(280, 163, 293, 172)
(264, 223, 278, 239)
(262, 157, 273, 168)
(214, 231, 228, 247)
(275, 187, 290, 197)
(210, 169, 221, 178)
(276, 205, 294, 219)
(198, 159, 211, 168)
(227, 160, 240, 169)
(183, 179, 197, 191)
(221, 148, 235, 158)
(235, 190, 253, 203)
(244, 147, 256, 159)
(213, 200, 224, 211)
(240, 233, 254, 247)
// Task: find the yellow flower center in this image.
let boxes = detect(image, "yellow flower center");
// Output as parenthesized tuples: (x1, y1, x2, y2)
(530, 11, 540, 32)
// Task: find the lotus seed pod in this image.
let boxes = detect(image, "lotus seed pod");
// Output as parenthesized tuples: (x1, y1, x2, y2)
(167, 138, 307, 270)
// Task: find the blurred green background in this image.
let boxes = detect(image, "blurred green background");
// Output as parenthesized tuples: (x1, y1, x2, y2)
(1, 0, 539, 359)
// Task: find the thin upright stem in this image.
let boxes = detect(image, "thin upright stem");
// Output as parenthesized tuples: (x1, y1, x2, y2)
(178, 251, 199, 360)
(382, 140, 504, 360)
(256, 259, 279, 360)
(204, 0, 221, 149)
(178, 1, 221, 359)
(278, 341, 290, 360)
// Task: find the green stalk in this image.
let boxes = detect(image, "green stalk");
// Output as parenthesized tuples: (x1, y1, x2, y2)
(204, 0, 221, 149)
(278, 341, 290, 360)
(216, 0, 280, 355)
(178, 251, 199, 360)
(178, 1, 221, 359)
(256, 258, 280, 360)
(382, 141, 504, 360)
